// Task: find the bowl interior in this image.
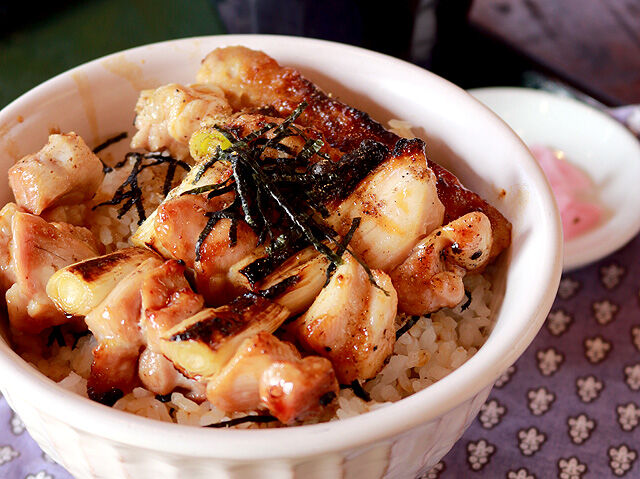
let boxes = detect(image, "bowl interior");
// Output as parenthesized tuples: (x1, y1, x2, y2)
(0, 35, 562, 458)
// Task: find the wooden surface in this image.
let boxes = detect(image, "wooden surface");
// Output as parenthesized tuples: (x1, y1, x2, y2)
(469, 0, 640, 105)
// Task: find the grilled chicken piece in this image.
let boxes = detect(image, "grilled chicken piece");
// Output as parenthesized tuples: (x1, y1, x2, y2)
(390, 212, 493, 315)
(206, 331, 338, 424)
(138, 349, 205, 398)
(138, 260, 205, 396)
(8, 132, 104, 215)
(160, 294, 289, 379)
(131, 143, 255, 305)
(325, 138, 444, 271)
(133, 110, 339, 305)
(47, 247, 159, 316)
(155, 193, 258, 305)
(289, 253, 398, 384)
(83, 257, 205, 402)
(84, 257, 163, 401)
(3, 211, 100, 334)
(131, 83, 232, 159)
(197, 46, 511, 261)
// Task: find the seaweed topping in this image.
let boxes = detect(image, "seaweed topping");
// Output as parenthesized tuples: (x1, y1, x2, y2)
(89, 387, 124, 406)
(319, 391, 337, 406)
(46, 326, 66, 347)
(460, 290, 472, 312)
(184, 102, 386, 289)
(257, 275, 301, 299)
(93, 152, 191, 225)
(396, 315, 429, 341)
(92, 132, 128, 173)
(348, 380, 371, 402)
(206, 415, 278, 428)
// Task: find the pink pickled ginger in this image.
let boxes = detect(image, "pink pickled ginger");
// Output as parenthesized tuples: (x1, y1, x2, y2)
(530, 145, 602, 240)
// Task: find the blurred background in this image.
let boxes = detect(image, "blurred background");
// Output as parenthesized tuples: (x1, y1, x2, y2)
(1, 0, 638, 109)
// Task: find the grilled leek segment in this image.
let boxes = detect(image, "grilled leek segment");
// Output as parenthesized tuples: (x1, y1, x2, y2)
(46, 247, 159, 316)
(188, 126, 232, 163)
(239, 246, 331, 315)
(160, 294, 289, 378)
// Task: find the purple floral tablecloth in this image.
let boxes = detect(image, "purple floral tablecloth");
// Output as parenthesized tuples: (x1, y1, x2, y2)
(2, 234, 640, 478)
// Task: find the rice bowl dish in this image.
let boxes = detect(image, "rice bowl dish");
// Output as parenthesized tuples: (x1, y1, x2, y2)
(0, 35, 562, 479)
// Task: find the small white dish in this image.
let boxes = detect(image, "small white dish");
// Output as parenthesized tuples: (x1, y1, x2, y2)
(470, 87, 640, 271)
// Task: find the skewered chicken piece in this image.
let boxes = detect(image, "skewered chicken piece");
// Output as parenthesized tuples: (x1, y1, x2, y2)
(160, 293, 289, 379)
(131, 83, 232, 159)
(288, 253, 398, 384)
(1, 207, 100, 334)
(8, 132, 105, 215)
(197, 46, 511, 262)
(206, 331, 338, 424)
(390, 212, 493, 315)
(153, 192, 258, 305)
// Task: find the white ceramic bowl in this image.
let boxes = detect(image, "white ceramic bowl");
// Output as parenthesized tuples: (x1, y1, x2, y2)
(470, 87, 640, 271)
(0, 36, 562, 479)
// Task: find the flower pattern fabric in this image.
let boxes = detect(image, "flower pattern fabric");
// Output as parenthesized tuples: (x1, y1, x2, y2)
(2, 220, 640, 479)
(436, 237, 640, 478)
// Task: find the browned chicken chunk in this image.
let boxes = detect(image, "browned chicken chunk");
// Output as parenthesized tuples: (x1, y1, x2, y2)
(390, 212, 493, 315)
(325, 139, 444, 272)
(131, 83, 232, 159)
(8, 132, 104, 215)
(82, 257, 205, 403)
(2, 209, 100, 334)
(206, 331, 338, 424)
(289, 253, 398, 384)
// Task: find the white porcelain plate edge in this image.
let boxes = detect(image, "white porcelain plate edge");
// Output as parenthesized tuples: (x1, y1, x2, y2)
(470, 87, 640, 271)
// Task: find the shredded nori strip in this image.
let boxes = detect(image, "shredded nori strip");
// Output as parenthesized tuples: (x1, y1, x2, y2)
(93, 132, 128, 154)
(94, 151, 190, 225)
(46, 326, 66, 347)
(460, 290, 472, 311)
(90, 387, 124, 406)
(187, 103, 385, 287)
(155, 394, 172, 403)
(349, 380, 371, 402)
(93, 132, 128, 173)
(206, 415, 278, 428)
(319, 391, 337, 406)
(324, 217, 361, 286)
(71, 330, 91, 349)
(395, 315, 428, 340)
